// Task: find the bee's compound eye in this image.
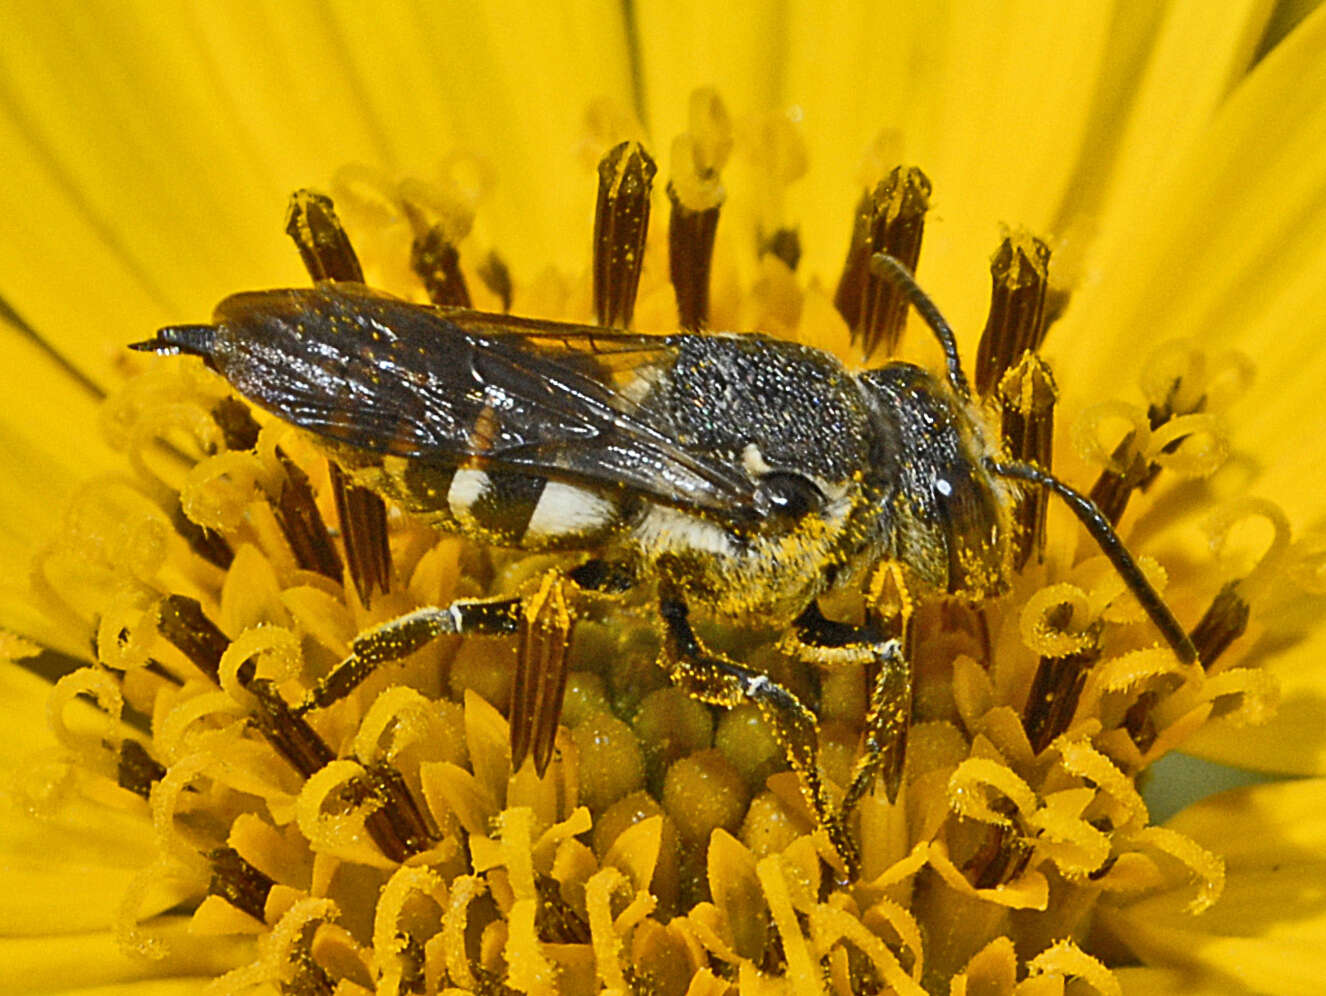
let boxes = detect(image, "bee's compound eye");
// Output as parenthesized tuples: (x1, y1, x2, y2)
(756, 472, 824, 521)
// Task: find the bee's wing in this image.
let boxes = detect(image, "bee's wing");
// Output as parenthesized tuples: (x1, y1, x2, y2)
(201, 285, 759, 515)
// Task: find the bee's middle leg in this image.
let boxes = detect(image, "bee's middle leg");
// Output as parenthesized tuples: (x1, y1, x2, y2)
(296, 559, 636, 772)
(657, 594, 860, 877)
(295, 596, 523, 715)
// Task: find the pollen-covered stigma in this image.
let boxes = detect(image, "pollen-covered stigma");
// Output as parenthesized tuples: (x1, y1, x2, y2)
(17, 87, 1319, 995)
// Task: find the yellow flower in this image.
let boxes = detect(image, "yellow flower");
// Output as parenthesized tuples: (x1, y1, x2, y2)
(2, 2, 1326, 994)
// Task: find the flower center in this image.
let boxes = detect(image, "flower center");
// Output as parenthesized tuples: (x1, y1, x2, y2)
(20, 88, 1310, 996)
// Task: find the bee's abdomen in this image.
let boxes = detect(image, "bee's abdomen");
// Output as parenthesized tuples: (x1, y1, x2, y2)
(382, 459, 620, 549)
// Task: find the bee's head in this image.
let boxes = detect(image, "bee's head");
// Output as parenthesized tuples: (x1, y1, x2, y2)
(858, 363, 1012, 598)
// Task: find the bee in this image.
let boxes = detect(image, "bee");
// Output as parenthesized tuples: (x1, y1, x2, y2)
(132, 254, 1196, 877)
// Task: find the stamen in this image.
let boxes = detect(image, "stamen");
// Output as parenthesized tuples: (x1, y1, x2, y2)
(349, 761, 439, 861)
(273, 454, 344, 582)
(1188, 580, 1251, 670)
(211, 396, 261, 451)
(1023, 646, 1101, 753)
(156, 594, 227, 683)
(964, 809, 1034, 889)
(246, 677, 335, 778)
(1086, 432, 1153, 526)
(594, 141, 657, 328)
(115, 737, 166, 798)
(408, 213, 472, 307)
(207, 846, 276, 921)
(284, 189, 365, 284)
(667, 88, 732, 331)
(477, 251, 513, 312)
(328, 462, 393, 606)
(410, 224, 471, 307)
(1085, 342, 1223, 526)
(998, 353, 1058, 569)
(667, 187, 720, 331)
(169, 503, 233, 570)
(761, 227, 801, 271)
(284, 190, 394, 605)
(833, 166, 931, 360)
(1021, 592, 1102, 752)
(510, 572, 576, 775)
(974, 234, 1050, 398)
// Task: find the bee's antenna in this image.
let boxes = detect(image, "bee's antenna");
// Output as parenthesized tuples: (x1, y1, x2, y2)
(870, 253, 971, 400)
(986, 458, 1199, 666)
(128, 324, 217, 359)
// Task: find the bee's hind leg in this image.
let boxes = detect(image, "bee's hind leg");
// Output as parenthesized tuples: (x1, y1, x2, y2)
(657, 592, 861, 878)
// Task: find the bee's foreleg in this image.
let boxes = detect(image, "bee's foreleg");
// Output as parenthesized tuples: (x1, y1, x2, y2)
(294, 597, 522, 715)
(842, 639, 909, 814)
(657, 594, 861, 879)
(785, 602, 912, 814)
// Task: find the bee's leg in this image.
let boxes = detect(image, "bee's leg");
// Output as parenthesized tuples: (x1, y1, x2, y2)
(294, 597, 522, 715)
(787, 602, 911, 814)
(657, 594, 861, 878)
(843, 639, 909, 815)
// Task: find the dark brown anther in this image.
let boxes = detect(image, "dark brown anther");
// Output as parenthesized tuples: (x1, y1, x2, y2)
(287, 950, 337, 996)
(285, 190, 394, 606)
(171, 502, 234, 570)
(274, 454, 343, 581)
(329, 462, 393, 606)
(212, 397, 262, 452)
(1089, 361, 1210, 526)
(167, 399, 255, 571)
(1189, 580, 1250, 670)
(358, 761, 438, 862)
(510, 576, 575, 776)
(593, 141, 657, 328)
(116, 738, 166, 798)
(1087, 444, 1152, 527)
(536, 874, 591, 942)
(1022, 603, 1101, 753)
(667, 182, 721, 331)
(207, 846, 276, 921)
(974, 234, 1051, 397)
(962, 799, 1033, 889)
(284, 190, 365, 283)
(410, 222, 472, 307)
(761, 227, 801, 272)
(247, 678, 336, 778)
(998, 354, 1058, 569)
(477, 251, 513, 313)
(157, 595, 228, 683)
(1123, 689, 1160, 752)
(250, 678, 434, 863)
(833, 166, 932, 361)
(1023, 646, 1100, 753)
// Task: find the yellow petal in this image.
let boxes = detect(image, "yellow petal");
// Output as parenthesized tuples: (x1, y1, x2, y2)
(1056, 5, 1326, 525)
(1180, 616, 1326, 775)
(1115, 965, 1257, 996)
(1101, 779, 1326, 995)
(0, 918, 252, 994)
